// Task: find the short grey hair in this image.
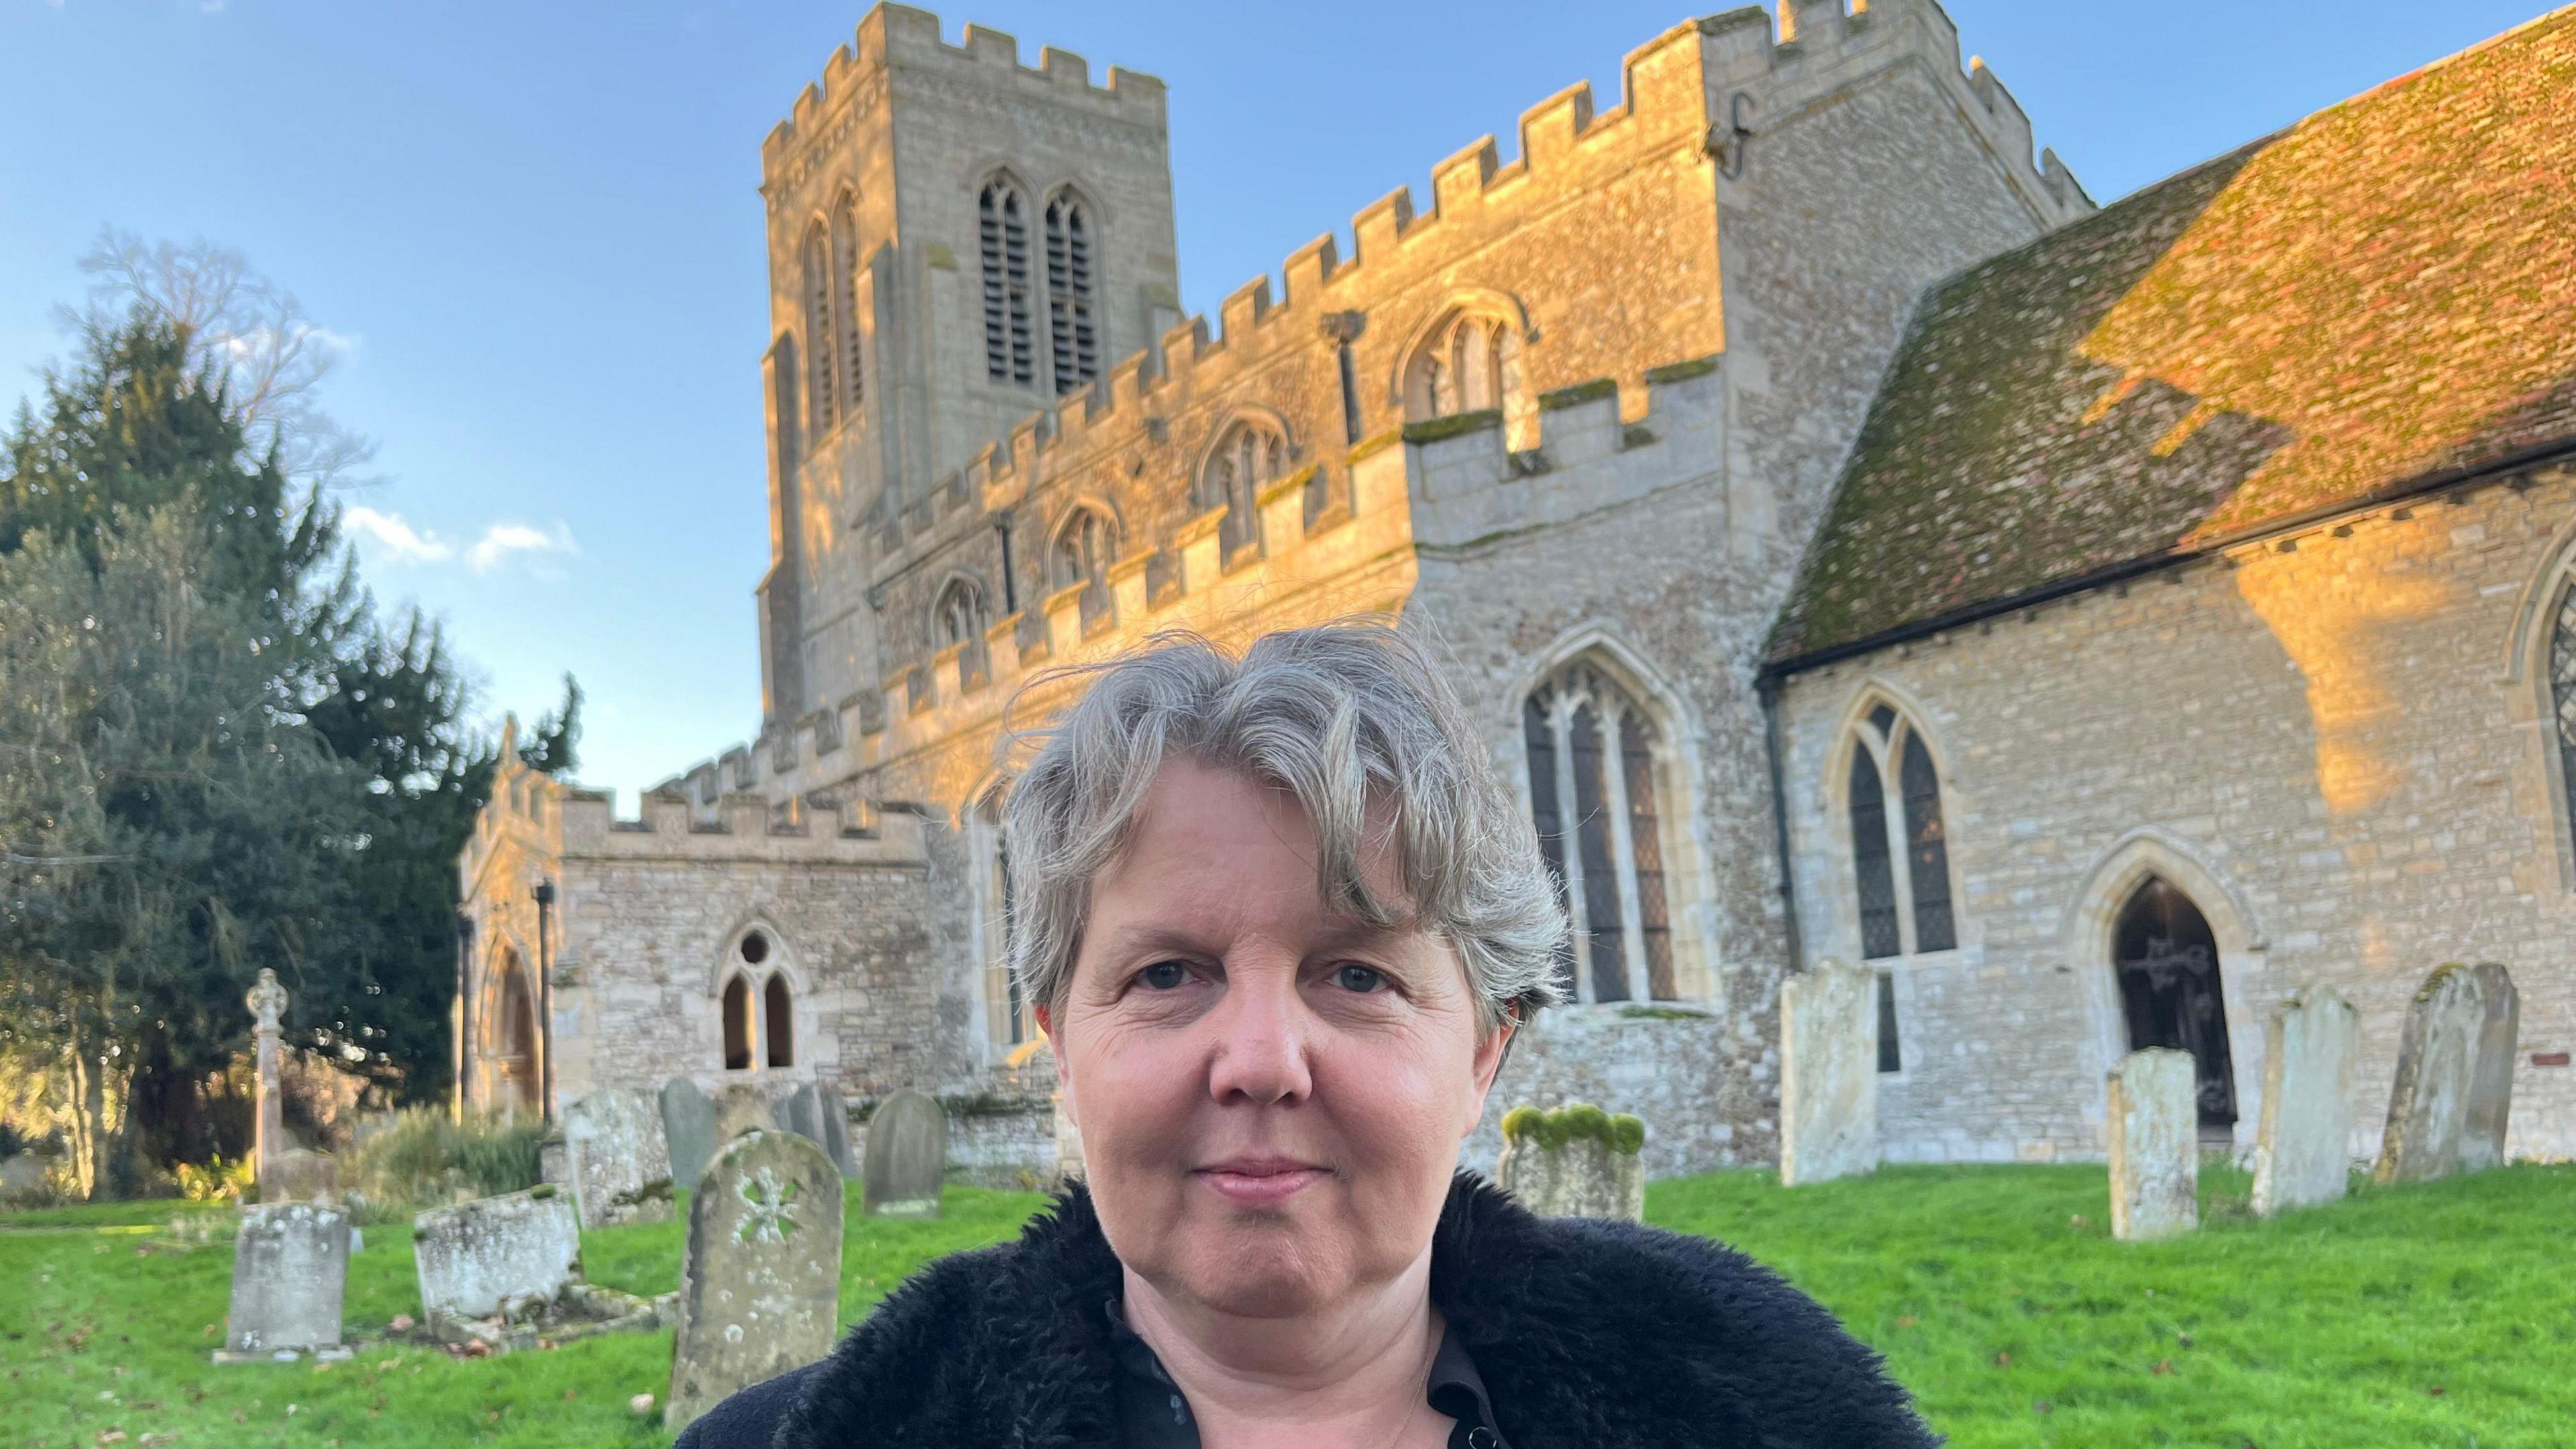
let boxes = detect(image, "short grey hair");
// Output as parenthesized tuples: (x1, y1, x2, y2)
(998, 622, 1568, 1031)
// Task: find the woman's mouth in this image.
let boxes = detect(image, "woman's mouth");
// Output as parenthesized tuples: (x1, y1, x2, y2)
(1193, 1157, 1329, 1206)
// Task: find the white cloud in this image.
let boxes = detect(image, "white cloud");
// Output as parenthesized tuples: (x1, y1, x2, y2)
(341, 507, 577, 576)
(341, 506, 453, 564)
(466, 521, 578, 574)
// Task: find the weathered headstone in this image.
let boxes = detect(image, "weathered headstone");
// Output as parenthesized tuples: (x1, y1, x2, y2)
(262, 1148, 339, 1204)
(413, 1187, 582, 1330)
(217, 1201, 350, 1361)
(2251, 985, 2359, 1216)
(2375, 962, 2520, 1183)
(861, 1089, 947, 1218)
(665, 1130, 844, 1434)
(1778, 959, 1878, 1187)
(564, 1089, 676, 1228)
(2108, 1049, 2198, 1241)
(777, 1081, 858, 1179)
(712, 1083, 778, 1147)
(246, 967, 288, 1194)
(661, 1078, 719, 1192)
(1495, 1104, 1646, 1220)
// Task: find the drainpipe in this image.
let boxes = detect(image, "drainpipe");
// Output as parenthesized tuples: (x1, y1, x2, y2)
(453, 912, 476, 1119)
(1758, 674, 1805, 975)
(533, 881, 557, 1123)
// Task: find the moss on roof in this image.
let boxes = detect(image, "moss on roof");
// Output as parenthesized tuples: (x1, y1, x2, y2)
(1772, 11, 2576, 665)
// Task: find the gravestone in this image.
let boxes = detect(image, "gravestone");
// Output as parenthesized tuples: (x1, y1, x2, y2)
(861, 1089, 947, 1218)
(246, 968, 288, 1193)
(777, 1081, 858, 1179)
(661, 1079, 718, 1192)
(217, 1202, 350, 1361)
(665, 1131, 844, 1434)
(1778, 959, 1878, 1186)
(2108, 1049, 2198, 1242)
(2251, 985, 2359, 1216)
(564, 1089, 675, 1228)
(712, 1083, 778, 1147)
(413, 1187, 582, 1329)
(2375, 962, 2519, 1183)
(1494, 1104, 1646, 1220)
(262, 1148, 339, 1204)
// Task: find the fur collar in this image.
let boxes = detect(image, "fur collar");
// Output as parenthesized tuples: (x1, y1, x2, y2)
(768, 1174, 1935, 1448)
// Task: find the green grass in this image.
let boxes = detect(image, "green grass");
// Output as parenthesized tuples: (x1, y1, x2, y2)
(4, 1163, 2567, 1448)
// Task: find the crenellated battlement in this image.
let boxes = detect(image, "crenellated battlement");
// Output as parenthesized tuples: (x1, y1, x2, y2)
(761, 4, 1166, 184)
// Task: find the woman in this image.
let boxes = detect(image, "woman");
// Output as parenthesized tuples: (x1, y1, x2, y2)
(684, 624, 1933, 1448)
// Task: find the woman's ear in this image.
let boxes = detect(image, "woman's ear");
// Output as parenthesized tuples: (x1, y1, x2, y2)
(1462, 1005, 1517, 1132)
(1036, 1004, 1073, 1125)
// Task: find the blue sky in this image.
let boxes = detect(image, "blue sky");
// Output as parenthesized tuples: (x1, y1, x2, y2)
(0, 0, 2549, 803)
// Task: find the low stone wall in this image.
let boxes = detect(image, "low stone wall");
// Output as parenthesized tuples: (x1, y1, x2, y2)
(1464, 1004, 1750, 1180)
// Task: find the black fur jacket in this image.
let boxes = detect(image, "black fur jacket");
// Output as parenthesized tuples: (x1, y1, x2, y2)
(678, 1174, 1937, 1448)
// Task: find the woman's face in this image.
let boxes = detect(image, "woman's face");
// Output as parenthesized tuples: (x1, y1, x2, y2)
(1041, 759, 1509, 1321)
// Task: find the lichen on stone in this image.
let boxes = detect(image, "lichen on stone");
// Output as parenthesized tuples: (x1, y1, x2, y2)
(1401, 409, 1503, 445)
(1538, 378, 1618, 410)
(1500, 1101, 1647, 1156)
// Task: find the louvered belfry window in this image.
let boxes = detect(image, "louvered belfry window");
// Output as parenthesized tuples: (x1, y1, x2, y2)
(1521, 661, 1680, 1003)
(801, 223, 837, 433)
(1044, 192, 1099, 393)
(1848, 703, 1957, 959)
(830, 197, 864, 413)
(979, 179, 1034, 386)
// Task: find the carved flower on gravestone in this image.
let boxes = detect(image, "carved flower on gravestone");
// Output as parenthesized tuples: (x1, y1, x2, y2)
(733, 1168, 801, 1244)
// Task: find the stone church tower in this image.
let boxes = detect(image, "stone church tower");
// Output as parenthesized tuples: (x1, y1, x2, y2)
(753, 10, 1183, 726)
(458, 0, 2092, 1180)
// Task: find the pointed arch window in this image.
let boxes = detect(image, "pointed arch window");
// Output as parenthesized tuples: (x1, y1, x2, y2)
(1051, 506, 1114, 629)
(721, 974, 753, 1071)
(718, 929, 796, 1072)
(763, 975, 795, 1068)
(975, 796, 1028, 1053)
(801, 222, 838, 435)
(979, 178, 1034, 386)
(933, 577, 987, 651)
(1521, 661, 1679, 1002)
(1845, 704, 1957, 959)
(1203, 420, 1285, 559)
(2548, 581, 2576, 869)
(829, 195, 865, 415)
(1044, 191, 1099, 394)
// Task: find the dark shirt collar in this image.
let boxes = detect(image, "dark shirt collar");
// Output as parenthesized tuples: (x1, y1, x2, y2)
(1104, 1297, 1513, 1449)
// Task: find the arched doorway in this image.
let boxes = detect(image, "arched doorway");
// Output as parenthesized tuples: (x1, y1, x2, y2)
(492, 953, 540, 1111)
(2111, 877, 2237, 1133)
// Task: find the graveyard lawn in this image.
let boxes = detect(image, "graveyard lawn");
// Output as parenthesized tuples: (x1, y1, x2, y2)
(4, 1163, 2569, 1448)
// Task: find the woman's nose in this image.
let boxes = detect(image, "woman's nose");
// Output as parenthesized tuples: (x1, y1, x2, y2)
(1201, 967, 1314, 1107)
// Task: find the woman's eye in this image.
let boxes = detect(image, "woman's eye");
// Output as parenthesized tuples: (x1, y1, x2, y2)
(1330, 964, 1387, 994)
(1137, 961, 1190, 991)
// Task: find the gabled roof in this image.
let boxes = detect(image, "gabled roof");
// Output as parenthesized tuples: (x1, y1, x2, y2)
(1769, 8, 2576, 668)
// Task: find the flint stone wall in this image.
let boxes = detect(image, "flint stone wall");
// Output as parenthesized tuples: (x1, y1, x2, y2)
(413, 1188, 582, 1323)
(1775, 468, 2576, 1167)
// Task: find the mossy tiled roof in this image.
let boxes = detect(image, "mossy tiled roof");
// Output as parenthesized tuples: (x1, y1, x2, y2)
(1771, 10, 2576, 665)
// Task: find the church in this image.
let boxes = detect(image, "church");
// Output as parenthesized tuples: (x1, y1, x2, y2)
(455, 1, 2575, 1181)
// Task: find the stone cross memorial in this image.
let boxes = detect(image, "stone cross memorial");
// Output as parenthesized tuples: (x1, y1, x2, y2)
(2251, 985, 2359, 1216)
(217, 1201, 350, 1362)
(778, 1081, 859, 1179)
(2375, 962, 2520, 1184)
(246, 967, 288, 1195)
(2107, 1048, 2198, 1241)
(1778, 959, 1878, 1187)
(666, 1130, 845, 1434)
(564, 1089, 676, 1228)
(862, 1089, 947, 1218)
(1495, 1104, 1647, 1221)
(661, 1078, 720, 1193)
(413, 1187, 582, 1330)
